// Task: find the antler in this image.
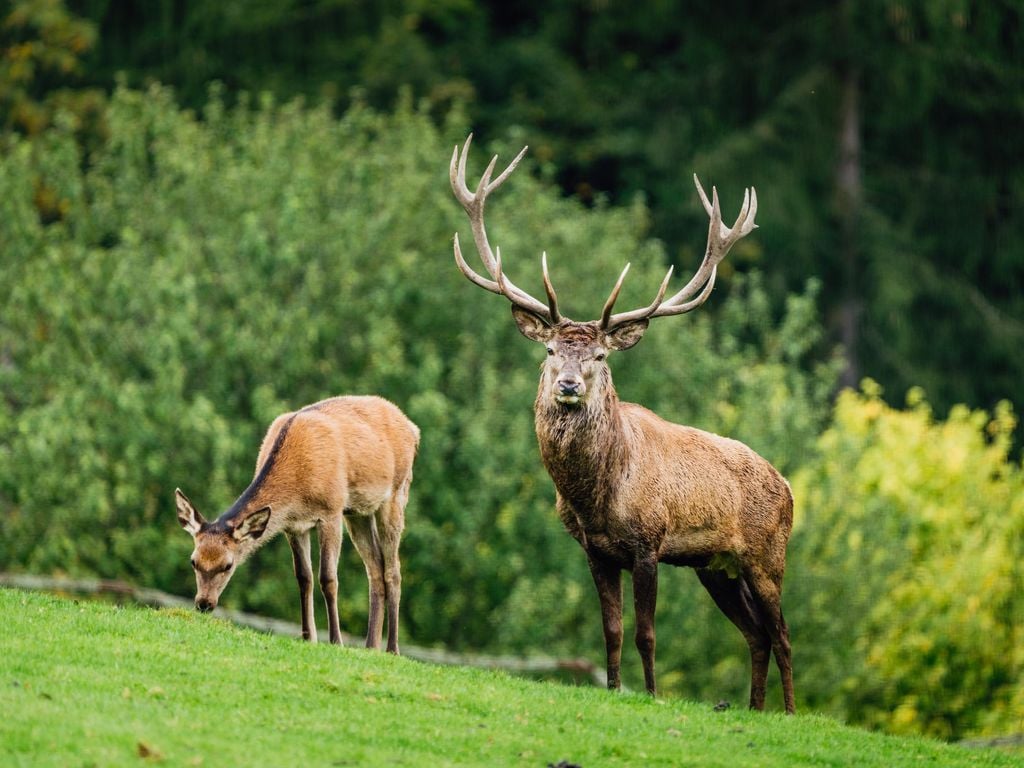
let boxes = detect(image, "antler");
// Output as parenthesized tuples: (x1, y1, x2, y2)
(450, 134, 562, 323)
(601, 175, 758, 330)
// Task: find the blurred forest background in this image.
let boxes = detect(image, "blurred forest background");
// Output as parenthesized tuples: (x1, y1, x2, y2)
(1, 0, 1022, 743)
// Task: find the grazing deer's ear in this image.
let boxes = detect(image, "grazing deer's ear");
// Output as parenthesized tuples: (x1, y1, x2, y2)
(175, 488, 205, 537)
(605, 319, 649, 351)
(511, 306, 556, 343)
(232, 506, 271, 541)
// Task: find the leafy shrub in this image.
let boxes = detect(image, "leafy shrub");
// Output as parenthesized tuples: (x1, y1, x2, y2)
(788, 383, 1024, 738)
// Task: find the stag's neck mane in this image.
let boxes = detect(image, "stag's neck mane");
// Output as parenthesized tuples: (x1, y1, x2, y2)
(534, 376, 630, 523)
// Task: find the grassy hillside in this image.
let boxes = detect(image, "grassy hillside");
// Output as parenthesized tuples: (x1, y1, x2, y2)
(0, 590, 1015, 768)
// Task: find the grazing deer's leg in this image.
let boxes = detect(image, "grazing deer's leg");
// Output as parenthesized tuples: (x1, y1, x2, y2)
(316, 518, 344, 645)
(287, 530, 317, 642)
(344, 514, 387, 650)
(696, 568, 771, 710)
(632, 555, 659, 695)
(378, 498, 406, 655)
(587, 555, 624, 690)
(745, 564, 795, 714)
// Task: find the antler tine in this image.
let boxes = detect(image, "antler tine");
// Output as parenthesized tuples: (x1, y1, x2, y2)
(599, 263, 631, 329)
(453, 232, 501, 293)
(489, 145, 529, 192)
(694, 172, 713, 216)
(644, 266, 719, 319)
(741, 187, 758, 236)
(602, 175, 758, 330)
(450, 134, 472, 202)
(541, 252, 562, 323)
(449, 134, 558, 322)
(495, 247, 555, 318)
(476, 153, 499, 197)
(603, 264, 675, 329)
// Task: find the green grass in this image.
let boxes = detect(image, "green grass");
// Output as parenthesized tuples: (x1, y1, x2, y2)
(0, 589, 1017, 768)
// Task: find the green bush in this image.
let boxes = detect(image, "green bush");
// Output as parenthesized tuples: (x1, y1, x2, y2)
(788, 383, 1024, 738)
(0, 85, 834, 695)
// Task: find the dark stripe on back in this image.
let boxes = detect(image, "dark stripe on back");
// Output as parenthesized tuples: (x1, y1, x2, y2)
(213, 414, 297, 529)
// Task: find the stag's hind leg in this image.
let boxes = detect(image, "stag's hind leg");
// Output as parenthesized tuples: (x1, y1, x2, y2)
(744, 564, 795, 714)
(632, 554, 660, 695)
(344, 513, 387, 650)
(696, 568, 772, 710)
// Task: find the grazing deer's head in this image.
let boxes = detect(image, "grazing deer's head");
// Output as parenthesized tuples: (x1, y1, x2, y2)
(175, 488, 270, 612)
(448, 134, 758, 410)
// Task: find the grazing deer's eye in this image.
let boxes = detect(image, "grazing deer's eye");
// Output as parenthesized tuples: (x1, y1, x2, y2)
(546, 347, 555, 356)
(594, 353, 606, 362)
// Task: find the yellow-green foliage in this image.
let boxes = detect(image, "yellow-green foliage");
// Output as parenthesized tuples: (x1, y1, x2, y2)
(790, 383, 1024, 739)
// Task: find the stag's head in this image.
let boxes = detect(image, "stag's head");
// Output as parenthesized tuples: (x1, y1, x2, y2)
(510, 312, 646, 408)
(174, 488, 270, 612)
(449, 134, 758, 409)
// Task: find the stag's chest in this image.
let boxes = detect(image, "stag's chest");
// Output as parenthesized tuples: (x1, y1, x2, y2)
(555, 489, 660, 568)
(539, 429, 620, 505)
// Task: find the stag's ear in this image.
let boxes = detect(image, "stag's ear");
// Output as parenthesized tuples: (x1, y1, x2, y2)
(175, 488, 205, 537)
(605, 319, 649, 351)
(231, 506, 271, 541)
(511, 306, 556, 343)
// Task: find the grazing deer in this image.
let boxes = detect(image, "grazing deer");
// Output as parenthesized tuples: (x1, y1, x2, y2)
(175, 396, 419, 653)
(448, 135, 795, 712)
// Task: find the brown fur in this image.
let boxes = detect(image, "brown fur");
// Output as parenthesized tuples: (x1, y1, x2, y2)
(515, 311, 795, 712)
(175, 395, 420, 653)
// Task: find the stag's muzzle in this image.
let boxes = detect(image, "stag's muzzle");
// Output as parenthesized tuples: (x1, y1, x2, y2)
(554, 377, 585, 404)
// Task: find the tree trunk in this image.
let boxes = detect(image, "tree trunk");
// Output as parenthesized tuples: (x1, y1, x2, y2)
(835, 6, 863, 390)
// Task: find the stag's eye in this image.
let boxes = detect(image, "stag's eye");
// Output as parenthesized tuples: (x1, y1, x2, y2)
(594, 352, 606, 362)
(546, 347, 555, 356)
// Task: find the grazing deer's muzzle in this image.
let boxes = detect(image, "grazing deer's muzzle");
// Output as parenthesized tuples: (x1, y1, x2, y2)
(195, 597, 216, 613)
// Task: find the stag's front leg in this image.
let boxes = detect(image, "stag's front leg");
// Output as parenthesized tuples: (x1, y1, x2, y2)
(587, 555, 624, 690)
(317, 519, 344, 645)
(632, 554, 659, 695)
(287, 530, 317, 642)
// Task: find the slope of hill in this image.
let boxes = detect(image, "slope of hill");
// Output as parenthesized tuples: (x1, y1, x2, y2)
(0, 589, 1014, 767)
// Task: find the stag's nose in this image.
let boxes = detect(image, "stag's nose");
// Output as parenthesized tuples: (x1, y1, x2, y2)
(554, 378, 585, 404)
(195, 598, 215, 613)
(557, 378, 582, 396)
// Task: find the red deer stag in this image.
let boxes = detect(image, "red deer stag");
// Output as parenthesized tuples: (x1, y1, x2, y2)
(175, 396, 419, 653)
(448, 135, 794, 712)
